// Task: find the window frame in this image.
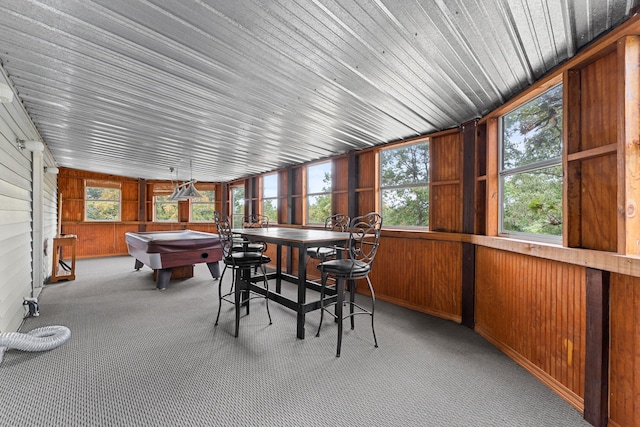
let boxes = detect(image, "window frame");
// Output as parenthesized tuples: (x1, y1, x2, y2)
(84, 180, 121, 222)
(262, 173, 278, 224)
(305, 161, 332, 225)
(190, 188, 216, 222)
(378, 139, 430, 229)
(231, 185, 245, 229)
(153, 195, 179, 222)
(498, 83, 564, 243)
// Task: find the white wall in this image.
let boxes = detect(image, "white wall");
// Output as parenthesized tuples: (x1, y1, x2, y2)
(0, 70, 56, 332)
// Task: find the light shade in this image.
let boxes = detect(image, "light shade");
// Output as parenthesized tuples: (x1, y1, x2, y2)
(167, 185, 182, 201)
(175, 181, 202, 199)
(44, 166, 59, 174)
(0, 83, 13, 103)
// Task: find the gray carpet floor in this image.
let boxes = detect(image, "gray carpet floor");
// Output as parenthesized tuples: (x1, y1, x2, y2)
(0, 256, 590, 426)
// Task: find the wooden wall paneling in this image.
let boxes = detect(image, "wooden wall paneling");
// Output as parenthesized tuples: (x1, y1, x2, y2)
(618, 36, 640, 255)
(187, 223, 217, 233)
(333, 193, 348, 217)
(580, 155, 618, 251)
(357, 191, 375, 217)
(475, 181, 486, 235)
(583, 268, 610, 427)
(121, 180, 139, 221)
(609, 273, 640, 427)
(144, 223, 182, 232)
(431, 133, 461, 182)
(430, 184, 462, 232)
(178, 200, 189, 222)
(475, 122, 487, 235)
(461, 242, 475, 328)
(115, 224, 139, 254)
(430, 132, 462, 232)
(357, 150, 376, 190)
(61, 223, 116, 257)
(475, 247, 586, 409)
(581, 51, 618, 152)
(369, 236, 462, 321)
(333, 156, 349, 192)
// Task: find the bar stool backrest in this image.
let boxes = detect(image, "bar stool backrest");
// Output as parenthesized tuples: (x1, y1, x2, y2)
(347, 212, 383, 267)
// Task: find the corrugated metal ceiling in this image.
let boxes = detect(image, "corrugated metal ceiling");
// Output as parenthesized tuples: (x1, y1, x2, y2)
(0, 0, 636, 182)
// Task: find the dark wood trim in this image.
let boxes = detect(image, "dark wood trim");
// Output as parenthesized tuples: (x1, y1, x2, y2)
(221, 183, 228, 217)
(461, 242, 475, 329)
(584, 268, 610, 427)
(462, 120, 477, 234)
(138, 179, 146, 232)
(348, 150, 357, 219)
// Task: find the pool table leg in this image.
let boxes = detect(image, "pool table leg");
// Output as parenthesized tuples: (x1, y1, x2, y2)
(156, 268, 172, 290)
(134, 259, 144, 270)
(206, 261, 221, 280)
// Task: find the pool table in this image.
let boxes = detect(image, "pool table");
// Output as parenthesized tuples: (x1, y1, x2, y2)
(125, 230, 223, 290)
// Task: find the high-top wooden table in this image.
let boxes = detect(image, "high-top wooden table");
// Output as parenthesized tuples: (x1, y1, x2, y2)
(232, 227, 351, 339)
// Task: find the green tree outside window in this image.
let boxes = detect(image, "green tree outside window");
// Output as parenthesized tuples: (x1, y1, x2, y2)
(85, 186, 120, 221)
(231, 186, 245, 229)
(307, 162, 332, 224)
(380, 142, 430, 227)
(191, 190, 216, 222)
(155, 195, 178, 222)
(263, 173, 278, 223)
(500, 84, 563, 238)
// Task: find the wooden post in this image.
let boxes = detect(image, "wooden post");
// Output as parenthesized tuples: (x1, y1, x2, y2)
(618, 36, 640, 254)
(348, 150, 358, 220)
(138, 179, 146, 232)
(584, 268, 610, 427)
(485, 118, 499, 236)
(462, 119, 477, 234)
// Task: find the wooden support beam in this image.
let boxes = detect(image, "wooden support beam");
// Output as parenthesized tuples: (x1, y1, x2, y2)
(221, 183, 228, 217)
(485, 118, 499, 236)
(138, 179, 146, 232)
(462, 119, 477, 234)
(618, 35, 640, 254)
(348, 150, 358, 220)
(584, 268, 610, 427)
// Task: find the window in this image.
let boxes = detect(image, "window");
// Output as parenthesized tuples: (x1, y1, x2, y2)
(154, 195, 178, 222)
(379, 141, 430, 227)
(306, 161, 332, 224)
(231, 186, 245, 229)
(262, 173, 278, 224)
(191, 190, 216, 222)
(500, 84, 563, 239)
(85, 180, 121, 221)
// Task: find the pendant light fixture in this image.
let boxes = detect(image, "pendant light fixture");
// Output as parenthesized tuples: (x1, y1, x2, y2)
(168, 161, 201, 201)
